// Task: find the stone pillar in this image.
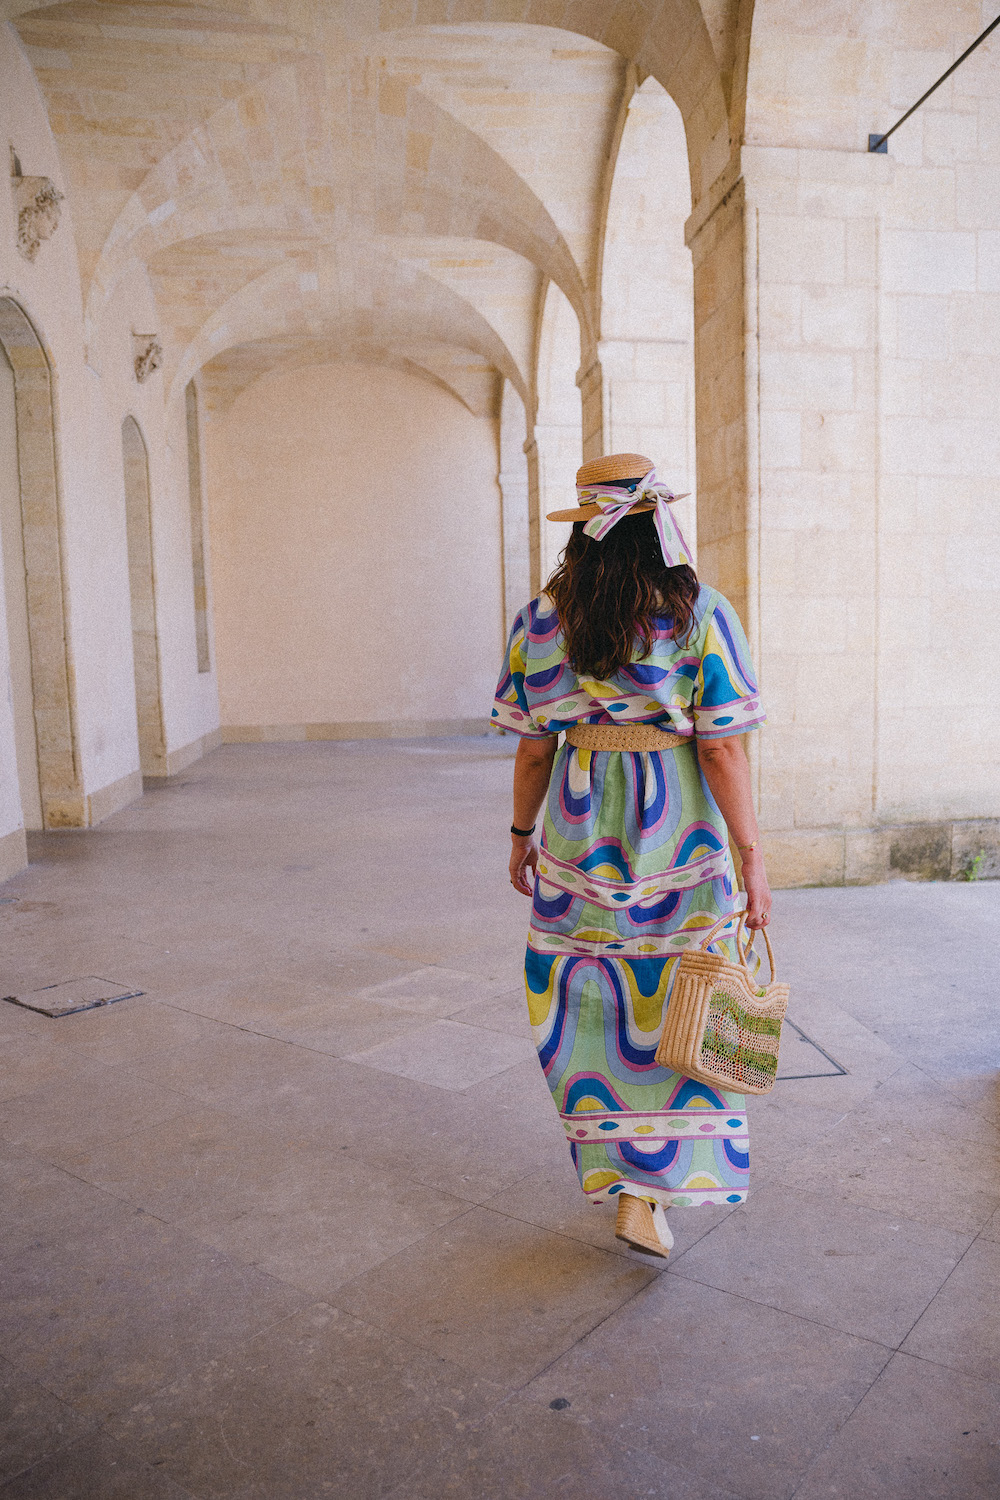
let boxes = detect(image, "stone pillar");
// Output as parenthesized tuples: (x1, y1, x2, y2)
(535, 281, 583, 589)
(523, 434, 541, 597)
(741, 147, 885, 886)
(576, 353, 604, 462)
(534, 421, 578, 588)
(498, 381, 531, 629)
(686, 175, 751, 627)
(686, 153, 884, 886)
(598, 335, 697, 559)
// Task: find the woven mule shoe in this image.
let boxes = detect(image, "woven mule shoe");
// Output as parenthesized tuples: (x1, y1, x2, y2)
(614, 1192, 673, 1259)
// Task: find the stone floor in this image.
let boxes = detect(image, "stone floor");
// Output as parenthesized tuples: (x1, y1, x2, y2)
(0, 737, 998, 1499)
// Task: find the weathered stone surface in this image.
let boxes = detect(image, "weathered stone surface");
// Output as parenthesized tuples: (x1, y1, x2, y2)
(0, 741, 996, 1495)
(1, 7, 1000, 879)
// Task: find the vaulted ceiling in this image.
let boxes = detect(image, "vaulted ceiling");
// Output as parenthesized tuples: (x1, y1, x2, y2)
(8, 0, 743, 417)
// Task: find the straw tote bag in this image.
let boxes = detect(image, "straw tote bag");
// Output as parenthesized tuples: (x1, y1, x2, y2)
(655, 911, 790, 1095)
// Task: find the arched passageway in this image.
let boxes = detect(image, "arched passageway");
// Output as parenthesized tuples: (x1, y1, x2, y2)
(0, 0, 996, 887)
(600, 76, 697, 557)
(206, 361, 504, 741)
(0, 298, 82, 830)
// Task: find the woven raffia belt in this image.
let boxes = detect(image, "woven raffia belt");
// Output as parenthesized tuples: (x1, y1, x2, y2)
(565, 722, 689, 752)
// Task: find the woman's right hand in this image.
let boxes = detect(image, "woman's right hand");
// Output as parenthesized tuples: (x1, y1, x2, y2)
(509, 836, 539, 897)
(740, 850, 772, 929)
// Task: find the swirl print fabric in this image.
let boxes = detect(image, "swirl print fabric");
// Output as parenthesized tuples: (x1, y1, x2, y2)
(495, 586, 765, 1208)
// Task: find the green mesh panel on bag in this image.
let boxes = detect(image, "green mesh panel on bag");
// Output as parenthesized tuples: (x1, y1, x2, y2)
(699, 985, 782, 1090)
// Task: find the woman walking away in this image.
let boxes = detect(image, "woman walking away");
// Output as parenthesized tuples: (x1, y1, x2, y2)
(492, 453, 771, 1260)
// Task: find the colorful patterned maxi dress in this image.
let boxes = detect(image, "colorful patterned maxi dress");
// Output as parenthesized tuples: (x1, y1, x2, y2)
(492, 585, 766, 1209)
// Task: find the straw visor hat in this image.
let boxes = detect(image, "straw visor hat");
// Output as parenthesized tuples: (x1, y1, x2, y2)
(546, 452, 689, 523)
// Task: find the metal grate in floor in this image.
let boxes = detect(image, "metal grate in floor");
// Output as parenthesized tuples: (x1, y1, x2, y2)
(2, 976, 145, 1018)
(777, 1017, 848, 1080)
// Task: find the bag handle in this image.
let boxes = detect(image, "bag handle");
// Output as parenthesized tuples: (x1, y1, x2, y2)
(697, 909, 778, 983)
(737, 911, 777, 984)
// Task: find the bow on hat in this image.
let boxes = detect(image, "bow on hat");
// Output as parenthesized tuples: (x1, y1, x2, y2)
(575, 468, 693, 569)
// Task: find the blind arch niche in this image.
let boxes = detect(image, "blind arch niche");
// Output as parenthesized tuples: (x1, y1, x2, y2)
(0, 296, 82, 828)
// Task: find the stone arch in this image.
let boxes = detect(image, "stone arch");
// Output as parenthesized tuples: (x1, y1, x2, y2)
(83, 67, 585, 358)
(0, 297, 82, 828)
(121, 415, 166, 777)
(599, 74, 697, 555)
(165, 247, 527, 417)
(369, 4, 732, 201)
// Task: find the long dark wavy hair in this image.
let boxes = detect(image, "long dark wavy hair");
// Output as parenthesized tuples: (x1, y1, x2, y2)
(547, 508, 699, 679)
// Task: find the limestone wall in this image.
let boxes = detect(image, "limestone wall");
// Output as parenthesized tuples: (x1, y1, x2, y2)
(0, 21, 221, 875)
(742, 1, 1000, 883)
(0, 1, 998, 890)
(205, 362, 503, 739)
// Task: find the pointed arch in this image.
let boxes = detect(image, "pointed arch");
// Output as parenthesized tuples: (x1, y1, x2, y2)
(0, 297, 82, 828)
(121, 415, 167, 776)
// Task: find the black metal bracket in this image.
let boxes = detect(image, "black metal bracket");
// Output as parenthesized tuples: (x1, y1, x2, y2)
(869, 14, 1000, 154)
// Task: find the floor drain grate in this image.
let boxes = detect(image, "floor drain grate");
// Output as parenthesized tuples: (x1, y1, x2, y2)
(2, 977, 145, 1018)
(777, 1018, 848, 1080)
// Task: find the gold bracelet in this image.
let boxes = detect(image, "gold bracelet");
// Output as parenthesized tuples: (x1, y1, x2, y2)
(736, 840, 758, 853)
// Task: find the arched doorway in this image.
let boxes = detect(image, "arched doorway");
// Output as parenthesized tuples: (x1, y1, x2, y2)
(0, 297, 82, 829)
(0, 339, 41, 827)
(121, 415, 166, 777)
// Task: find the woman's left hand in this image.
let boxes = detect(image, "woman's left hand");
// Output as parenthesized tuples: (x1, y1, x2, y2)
(740, 850, 772, 929)
(509, 836, 539, 897)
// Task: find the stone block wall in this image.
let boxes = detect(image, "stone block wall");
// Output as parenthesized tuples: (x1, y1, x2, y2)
(740, 2, 1000, 886)
(0, 1, 997, 894)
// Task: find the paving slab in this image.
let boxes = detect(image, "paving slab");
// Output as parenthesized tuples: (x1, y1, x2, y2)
(347, 1017, 536, 1090)
(2, 998, 236, 1068)
(672, 1182, 971, 1347)
(0, 742, 997, 1500)
(0, 1033, 102, 1104)
(521, 1273, 891, 1500)
(0, 1208, 308, 1419)
(386, 1399, 745, 1500)
(0, 1359, 93, 1488)
(0, 1429, 195, 1498)
(0, 1070, 194, 1164)
(448, 985, 535, 1038)
(332, 1206, 655, 1385)
(792, 1352, 1000, 1500)
(900, 1237, 1000, 1383)
(354, 964, 508, 1017)
(108, 1301, 509, 1500)
(774, 1063, 1000, 1236)
(251, 996, 431, 1055)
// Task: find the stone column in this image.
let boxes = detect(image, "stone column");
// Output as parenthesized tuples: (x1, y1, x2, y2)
(498, 381, 531, 629)
(523, 434, 541, 597)
(576, 353, 604, 463)
(534, 420, 577, 589)
(740, 147, 886, 886)
(686, 174, 751, 627)
(598, 335, 697, 558)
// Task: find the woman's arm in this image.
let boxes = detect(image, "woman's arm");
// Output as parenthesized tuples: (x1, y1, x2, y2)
(509, 734, 558, 896)
(695, 736, 772, 929)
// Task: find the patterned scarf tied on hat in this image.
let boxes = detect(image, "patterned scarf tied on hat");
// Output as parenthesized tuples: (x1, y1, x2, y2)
(576, 467, 693, 569)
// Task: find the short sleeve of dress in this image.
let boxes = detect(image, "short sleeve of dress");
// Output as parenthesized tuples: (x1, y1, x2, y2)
(693, 595, 766, 740)
(491, 611, 553, 739)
